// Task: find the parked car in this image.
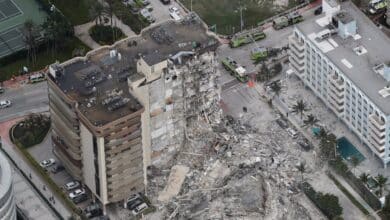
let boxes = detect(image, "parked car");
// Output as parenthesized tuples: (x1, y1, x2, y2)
(85, 203, 103, 218)
(0, 100, 11, 108)
(168, 6, 180, 14)
(286, 128, 298, 139)
(39, 158, 55, 168)
(160, 0, 170, 5)
(124, 193, 141, 209)
(128, 198, 143, 210)
(73, 193, 88, 204)
(146, 5, 153, 11)
(0, 87, 4, 94)
(276, 118, 288, 129)
(132, 203, 148, 215)
(169, 12, 181, 21)
(69, 188, 85, 199)
(65, 181, 80, 191)
(298, 140, 311, 151)
(51, 164, 65, 174)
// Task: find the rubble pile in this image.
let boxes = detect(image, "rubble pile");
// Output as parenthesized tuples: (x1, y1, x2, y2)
(150, 27, 174, 45)
(146, 53, 317, 219)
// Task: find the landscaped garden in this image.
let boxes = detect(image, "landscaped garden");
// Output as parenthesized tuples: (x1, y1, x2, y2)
(90, 25, 125, 45)
(11, 113, 50, 148)
(179, 0, 304, 35)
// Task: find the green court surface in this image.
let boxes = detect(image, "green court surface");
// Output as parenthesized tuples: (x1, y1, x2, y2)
(0, 0, 47, 58)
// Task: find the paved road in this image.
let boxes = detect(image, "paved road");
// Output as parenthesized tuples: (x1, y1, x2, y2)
(0, 82, 49, 122)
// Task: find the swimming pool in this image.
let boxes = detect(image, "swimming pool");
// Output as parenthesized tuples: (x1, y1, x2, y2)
(336, 137, 365, 162)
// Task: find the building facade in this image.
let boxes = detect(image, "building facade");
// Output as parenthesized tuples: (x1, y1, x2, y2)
(0, 151, 16, 220)
(289, 0, 390, 166)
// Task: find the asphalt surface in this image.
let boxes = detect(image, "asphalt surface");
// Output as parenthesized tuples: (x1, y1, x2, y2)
(0, 82, 49, 122)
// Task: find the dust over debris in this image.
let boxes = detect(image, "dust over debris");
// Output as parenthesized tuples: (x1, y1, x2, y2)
(145, 52, 324, 220)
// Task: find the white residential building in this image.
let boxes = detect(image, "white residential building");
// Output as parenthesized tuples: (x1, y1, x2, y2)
(289, 0, 390, 166)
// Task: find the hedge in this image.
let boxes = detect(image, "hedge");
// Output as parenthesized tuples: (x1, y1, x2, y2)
(329, 159, 382, 210)
(301, 182, 343, 219)
(327, 172, 370, 215)
(112, 0, 150, 34)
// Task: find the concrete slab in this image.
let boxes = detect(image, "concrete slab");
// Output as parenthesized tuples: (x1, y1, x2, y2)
(158, 165, 189, 202)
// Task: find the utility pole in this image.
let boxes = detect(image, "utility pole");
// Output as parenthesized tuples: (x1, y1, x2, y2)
(236, 1, 246, 32)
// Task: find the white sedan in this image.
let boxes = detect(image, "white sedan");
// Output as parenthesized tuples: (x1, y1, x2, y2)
(65, 181, 80, 191)
(69, 188, 86, 199)
(0, 100, 11, 108)
(169, 6, 180, 14)
(39, 159, 56, 168)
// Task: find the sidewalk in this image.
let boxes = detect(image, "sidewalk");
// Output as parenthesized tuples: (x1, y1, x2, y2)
(331, 171, 381, 220)
(0, 118, 73, 219)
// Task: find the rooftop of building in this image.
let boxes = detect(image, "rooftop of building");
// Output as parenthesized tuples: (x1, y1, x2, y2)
(296, 0, 390, 114)
(49, 14, 219, 127)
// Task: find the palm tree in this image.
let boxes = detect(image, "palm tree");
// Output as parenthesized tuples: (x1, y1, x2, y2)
(23, 20, 37, 66)
(316, 127, 329, 140)
(270, 81, 282, 98)
(359, 172, 369, 185)
(90, 2, 105, 25)
(303, 114, 319, 128)
(257, 63, 270, 82)
(291, 99, 309, 119)
(376, 174, 388, 197)
(350, 156, 360, 175)
(297, 163, 305, 182)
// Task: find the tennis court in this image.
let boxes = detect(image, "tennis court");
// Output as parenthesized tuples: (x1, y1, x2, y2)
(0, 0, 46, 59)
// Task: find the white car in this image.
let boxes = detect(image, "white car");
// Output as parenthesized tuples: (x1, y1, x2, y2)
(169, 6, 180, 14)
(69, 188, 85, 199)
(65, 181, 80, 191)
(39, 158, 56, 168)
(132, 203, 148, 215)
(0, 100, 11, 108)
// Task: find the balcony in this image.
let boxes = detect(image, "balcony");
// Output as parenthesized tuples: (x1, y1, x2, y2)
(289, 35, 305, 52)
(368, 114, 386, 131)
(328, 75, 344, 90)
(289, 57, 305, 74)
(368, 137, 385, 153)
(289, 50, 304, 64)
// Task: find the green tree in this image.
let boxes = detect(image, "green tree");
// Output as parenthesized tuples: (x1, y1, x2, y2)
(319, 133, 337, 161)
(316, 192, 343, 219)
(382, 195, 390, 219)
(291, 99, 309, 119)
(23, 20, 38, 67)
(303, 114, 319, 128)
(272, 62, 282, 75)
(350, 156, 360, 175)
(359, 172, 369, 185)
(41, 10, 73, 54)
(89, 2, 105, 25)
(376, 174, 388, 197)
(269, 81, 282, 98)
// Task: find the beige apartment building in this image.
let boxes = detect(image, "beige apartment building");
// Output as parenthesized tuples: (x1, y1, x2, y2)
(47, 15, 218, 208)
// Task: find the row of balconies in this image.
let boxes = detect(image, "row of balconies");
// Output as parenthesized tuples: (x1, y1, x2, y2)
(105, 137, 142, 157)
(107, 177, 144, 203)
(289, 35, 305, 53)
(53, 143, 82, 179)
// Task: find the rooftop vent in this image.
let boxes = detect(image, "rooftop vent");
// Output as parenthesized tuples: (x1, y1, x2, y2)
(373, 63, 390, 81)
(334, 12, 357, 39)
(353, 45, 367, 56)
(379, 86, 390, 98)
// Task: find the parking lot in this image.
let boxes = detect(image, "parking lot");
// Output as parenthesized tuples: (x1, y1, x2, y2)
(27, 131, 93, 210)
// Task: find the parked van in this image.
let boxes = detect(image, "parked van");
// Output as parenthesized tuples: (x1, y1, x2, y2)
(287, 128, 298, 139)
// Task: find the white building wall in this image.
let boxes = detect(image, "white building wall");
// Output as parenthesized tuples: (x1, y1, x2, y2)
(292, 28, 390, 165)
(80, 124, 96, 196)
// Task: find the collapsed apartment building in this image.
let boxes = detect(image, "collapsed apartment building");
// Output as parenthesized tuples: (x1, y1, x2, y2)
(47, 13, 219, 211)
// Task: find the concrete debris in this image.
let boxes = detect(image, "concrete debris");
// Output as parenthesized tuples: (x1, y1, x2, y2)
(146, 52, 319, 220)
(158, 165, 190, 202)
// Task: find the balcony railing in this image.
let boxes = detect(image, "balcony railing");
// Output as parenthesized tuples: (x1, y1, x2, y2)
(368, 114, 386, 131)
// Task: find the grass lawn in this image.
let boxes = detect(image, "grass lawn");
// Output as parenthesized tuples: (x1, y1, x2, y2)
(50, 0, 91, 25)
(180, 0, 302, 35)
(0, 37, 90, 82)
